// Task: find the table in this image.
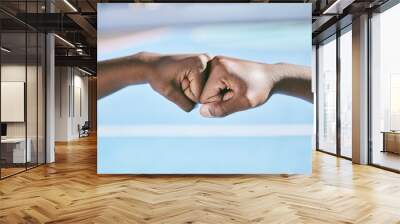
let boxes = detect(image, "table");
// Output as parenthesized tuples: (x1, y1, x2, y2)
(382, 131, 400, 154)
(1, 138, 31, 163)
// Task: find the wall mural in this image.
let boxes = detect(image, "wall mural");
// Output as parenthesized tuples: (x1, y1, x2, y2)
(97, 3, 313, 174)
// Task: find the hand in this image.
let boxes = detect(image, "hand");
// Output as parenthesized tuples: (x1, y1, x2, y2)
(199, 56, 280, 117)
(146, 53, 210, 112)
(99, 52, 311, 114)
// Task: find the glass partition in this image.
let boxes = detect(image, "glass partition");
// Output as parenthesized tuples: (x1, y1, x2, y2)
(38, 32, 45, 165)
(26, 0, 40, 170)
(339, 28, 352, 158)
(317, 36, 337, 154)
(0, 1, 46, 179)
(1, 31, 28, 177)
(27, 31, 38, 169)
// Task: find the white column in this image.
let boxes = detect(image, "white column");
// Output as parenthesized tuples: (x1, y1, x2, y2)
(45, 1, 55, 163)
(46, 33, 55, 163)
(352, 14, 369, 164)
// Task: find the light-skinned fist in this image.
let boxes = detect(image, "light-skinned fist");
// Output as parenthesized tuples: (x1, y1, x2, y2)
(199, 56, 280, 117)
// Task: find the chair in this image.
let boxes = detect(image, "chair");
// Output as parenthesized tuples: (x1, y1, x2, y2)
(79, 121, 90, 138)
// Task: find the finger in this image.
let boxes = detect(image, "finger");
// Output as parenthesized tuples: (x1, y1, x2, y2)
(182, 55, 209, 102)
(204, 94, 223, 103)
(199, 68, 227, 104)
(204, 89, 232, 103)
(163, 87, 195, 112)
(181, 77, 195, 101)
(200, 96, 250, 118)
(223, 91, 234, 101)
(182, 75, 204, 103)
(188, 72, 207, 102)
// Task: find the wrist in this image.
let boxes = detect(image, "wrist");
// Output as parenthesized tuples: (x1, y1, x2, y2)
(268, 63, 312, 102)
(126, 51, 161, 83)
(263, 63, 283, 84)
(272, 62, 310, 80)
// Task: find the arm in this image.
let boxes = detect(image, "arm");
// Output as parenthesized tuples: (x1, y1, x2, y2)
(97, 52, 210, 112)
(97, 52, 158, 99)
(200, 56, 312, 118)
(269, 63, 313, 103)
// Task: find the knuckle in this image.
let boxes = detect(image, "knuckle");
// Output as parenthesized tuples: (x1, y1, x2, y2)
(205, 53, 211, 60)
(200, 53, 211, 61)
(209, 56, 228, 74)
(187, 57, 206, 72)
(212, 56, 225, 64)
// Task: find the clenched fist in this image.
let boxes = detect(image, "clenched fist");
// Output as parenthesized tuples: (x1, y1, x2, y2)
(147, 53, 210, 112)
(98, 52, 209, 112)
(199, 56, 279, 117)
(199, 56, 312, 117)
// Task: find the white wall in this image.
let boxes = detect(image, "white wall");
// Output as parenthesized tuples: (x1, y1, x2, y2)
(1, 65, 26, 131)
(1, 82, 25, 122)
(1, 65, 37, 138)
(55, 67, 69, 141)
(1, 63, 46, 164)
(55, 67, 89, 141)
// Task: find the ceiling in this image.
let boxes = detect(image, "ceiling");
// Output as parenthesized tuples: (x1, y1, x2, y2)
(0, 0, 392, 74)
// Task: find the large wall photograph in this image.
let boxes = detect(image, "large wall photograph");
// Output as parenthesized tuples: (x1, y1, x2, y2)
(97, 3, 313, 174)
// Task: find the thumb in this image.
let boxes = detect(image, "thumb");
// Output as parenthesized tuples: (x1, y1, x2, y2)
(200, 97, 249, 118)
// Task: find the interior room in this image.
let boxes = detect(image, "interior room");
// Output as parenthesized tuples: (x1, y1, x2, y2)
(1, 0, 400, 223)
(370, 3, 400, 171)
(1, 22, 46, 178)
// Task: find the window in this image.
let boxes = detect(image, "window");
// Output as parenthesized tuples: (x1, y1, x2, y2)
(370, 3, 400, 171)
(318, 36, 337, 154)
(0, 1, 46, 179)
(339, 28, 352, 158)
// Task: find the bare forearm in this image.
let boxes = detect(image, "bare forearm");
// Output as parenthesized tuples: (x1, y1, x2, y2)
(97, 52, 157, 98)
(270, 63, 313, 103)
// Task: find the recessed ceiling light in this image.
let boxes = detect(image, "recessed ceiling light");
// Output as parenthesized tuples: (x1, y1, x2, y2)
(323, 0, 354, 15)
(54, 34, 75, 48)
(1, 47, 11, 53)
(63, 0, 78, 12)
(78, 67, 93, 76)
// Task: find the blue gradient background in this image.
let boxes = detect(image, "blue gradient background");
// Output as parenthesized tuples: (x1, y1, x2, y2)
(98, 4, 313, 174)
